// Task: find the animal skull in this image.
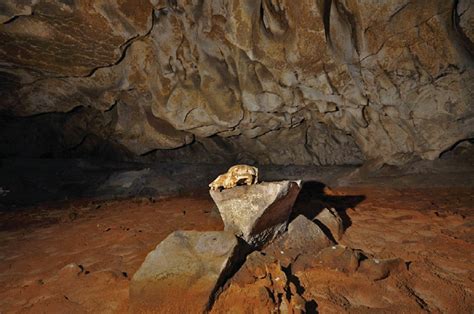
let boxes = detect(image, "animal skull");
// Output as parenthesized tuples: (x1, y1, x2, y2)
(209, 164, 259, 191)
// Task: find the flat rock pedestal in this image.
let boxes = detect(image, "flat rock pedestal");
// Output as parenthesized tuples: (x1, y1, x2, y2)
(129, 180, 301, 313)
(210, 180, 301, 247)
(129, 231, 240, 313)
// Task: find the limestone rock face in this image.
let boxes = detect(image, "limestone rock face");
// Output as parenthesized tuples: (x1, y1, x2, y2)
(129, 230, 241, 313)
(0, 1, 473, 165)
(210, 181, 301, 247)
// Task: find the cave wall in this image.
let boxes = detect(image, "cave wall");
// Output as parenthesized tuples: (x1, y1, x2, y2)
(0, 0, 472, 165)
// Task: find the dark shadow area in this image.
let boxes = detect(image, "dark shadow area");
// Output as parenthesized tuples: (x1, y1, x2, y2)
(0, 158, 143, 209)
(282, 264, 319, 312)
(209, 237, 254, 311)
(305, 300, 318, 313)
(0, 158, 228, 209)
(291, 181, 365, 232)
(313, 219, 338, 243)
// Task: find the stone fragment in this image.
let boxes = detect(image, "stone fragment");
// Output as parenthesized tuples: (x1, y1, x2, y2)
(210, 180, 301, 247)
(294, 245, 361, 273)
(315, 207, 344, 240)
(316, 245, 362, 273)
(129, 230, 241, 313)
(57, 263, 84, 279)
(213, 251, 308, 313)
(264, 215, 335, 267)
(230, 251, 278, 286)
(358, 258, 406, 281)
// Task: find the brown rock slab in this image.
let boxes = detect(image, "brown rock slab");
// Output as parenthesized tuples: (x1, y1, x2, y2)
(264, 215, 335, 267)
(316, 245, 362, 273)
(294, 245, 362, 273)
(129, 230, 241, 313)
(210, 180, 301, 247)
(358, 258, 406, 281)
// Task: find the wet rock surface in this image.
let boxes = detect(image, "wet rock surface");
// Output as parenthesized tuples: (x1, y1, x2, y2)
(210, 180, 301, 247)
(1, 1, 472, 165)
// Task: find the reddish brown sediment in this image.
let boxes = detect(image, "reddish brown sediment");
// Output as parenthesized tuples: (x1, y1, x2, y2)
(0, 186, 472, 312)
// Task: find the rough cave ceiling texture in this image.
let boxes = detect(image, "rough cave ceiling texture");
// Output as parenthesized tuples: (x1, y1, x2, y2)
(0, 0, 473, 165)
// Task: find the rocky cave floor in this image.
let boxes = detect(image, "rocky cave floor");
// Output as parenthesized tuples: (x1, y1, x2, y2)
(0, 147, 473, 313)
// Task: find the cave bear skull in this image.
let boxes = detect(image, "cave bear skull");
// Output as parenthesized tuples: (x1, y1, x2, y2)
(209, 164, 259, 191)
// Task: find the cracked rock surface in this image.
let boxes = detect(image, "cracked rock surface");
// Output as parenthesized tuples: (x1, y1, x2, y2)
(0, 0, 473, 165)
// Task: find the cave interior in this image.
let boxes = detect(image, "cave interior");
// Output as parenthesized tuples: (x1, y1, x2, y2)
(0, 0, 473, 313)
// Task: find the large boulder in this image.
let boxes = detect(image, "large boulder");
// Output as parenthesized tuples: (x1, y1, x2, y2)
(129, 231, 242, 313)
(210, 180, 301, 247)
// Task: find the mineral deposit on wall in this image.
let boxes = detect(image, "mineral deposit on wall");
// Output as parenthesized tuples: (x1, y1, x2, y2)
(0, 0, 472, 165)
